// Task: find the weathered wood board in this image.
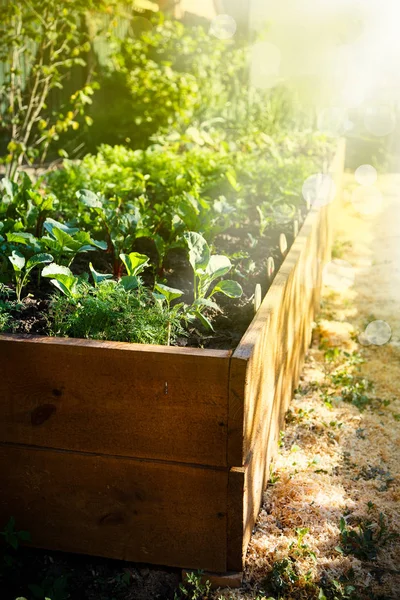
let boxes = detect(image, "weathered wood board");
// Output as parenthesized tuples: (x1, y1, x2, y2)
(0, 444, 228, 571)
(0, 337, 230, 467)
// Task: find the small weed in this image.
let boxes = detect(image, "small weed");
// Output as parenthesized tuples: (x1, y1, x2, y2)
(269, 466, 280, 485)
(1, 517, 30, 564)
(28, 574, 69, 600)
(266, 557, 299, 594)
(336, 509, 398, 561)
(278, 431, 285, 448)
(331, 239, 353, 259)
(174, 570, 211, 600)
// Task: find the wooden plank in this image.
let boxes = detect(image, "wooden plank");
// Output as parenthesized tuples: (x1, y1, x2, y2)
(0, 443, 228, 572)
(0, 335, 230, 467)
(227, 466, 245, 572)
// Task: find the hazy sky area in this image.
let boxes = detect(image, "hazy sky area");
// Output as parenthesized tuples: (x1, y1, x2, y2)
(248, 0, 400, 109)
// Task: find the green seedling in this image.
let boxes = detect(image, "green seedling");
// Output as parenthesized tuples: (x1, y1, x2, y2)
(184, 231, 242, 330)
(174, 570, 211, 600)
(41, 263, 80, 300)
(336, 510, 398, 561)
(89, 263, 113, 287)
(153, 283, 185, 345)
(119, 251, 149, 291)
(42, 218, 106, 266)
(8, 250, 53, 302)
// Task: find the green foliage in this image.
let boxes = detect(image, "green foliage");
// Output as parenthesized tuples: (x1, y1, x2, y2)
(91, 15, 245, 149)
(0, 0, 103, 179)
(184, 231, 242, 330)
(336, 510, 398, 561)
(0, 173, 58, 237)
(1, 517, 31, 552)
(8, 250, 53, 302)
(119, 251, 149, 291)
(42, 263, 80, 300)
(41, 218, 107, 266)
(48, 279, 183, 345)
(76, 188, 148, 277)
(174, 570, 211, 600)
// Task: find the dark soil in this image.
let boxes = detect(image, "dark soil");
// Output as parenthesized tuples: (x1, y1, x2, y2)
(1, 546, 180, 600)
(4, 212, 306, 349)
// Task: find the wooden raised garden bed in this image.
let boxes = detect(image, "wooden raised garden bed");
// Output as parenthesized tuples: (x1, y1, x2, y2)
(0, 141, 345, 574)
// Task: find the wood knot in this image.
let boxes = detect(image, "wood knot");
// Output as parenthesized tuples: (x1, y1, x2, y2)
(98, 512, 125, 526)
(31, 404, 56, 426)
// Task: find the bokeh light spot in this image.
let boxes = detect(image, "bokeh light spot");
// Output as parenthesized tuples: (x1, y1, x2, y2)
(350, 185, 383, 215)
(209, 14, 237, 40)
(322, 259, 355, 290)
(355, 164, 377, 186)
(360, 320, 392, 346)
(302, 174, 336, 208)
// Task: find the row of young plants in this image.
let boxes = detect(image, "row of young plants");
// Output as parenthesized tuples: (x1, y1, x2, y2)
(0, 129, 333, 347)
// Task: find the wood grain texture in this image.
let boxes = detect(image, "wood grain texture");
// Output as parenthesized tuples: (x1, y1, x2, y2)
(0, 335, 230, 467)
(0, 443, 228, 572)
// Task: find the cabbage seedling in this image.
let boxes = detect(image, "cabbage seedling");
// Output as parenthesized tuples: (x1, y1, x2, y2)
(184, 231, 242, 330)
(8, 250, 53, 302)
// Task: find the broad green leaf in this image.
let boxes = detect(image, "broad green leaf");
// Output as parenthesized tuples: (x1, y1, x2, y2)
(154, 283, 183, 304)
(42, 263, 73, 279)
(195, 310, 214, 331)
(26, 253, 53, 271)
(119, 252, 149, 277)
(184, 231, 210, 272)
(42, 263, 79, 298)
(76, 189, 103, 208)
(89, 263, 113, 286)
(1, 177, 16, 200)
(193, 297, 221, 312)
(205, 255, 231, 281)
(120, 275, 139, 291)
(8, 250, 25, 272)
(43, 217, 79, 236)
(211, 279, 243, 298)
(6, 231, 39, 247)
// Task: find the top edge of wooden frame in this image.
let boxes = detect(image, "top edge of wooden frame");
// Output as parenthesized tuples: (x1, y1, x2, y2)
(233, 138, 345, 363)
(0, 332, 231, 358)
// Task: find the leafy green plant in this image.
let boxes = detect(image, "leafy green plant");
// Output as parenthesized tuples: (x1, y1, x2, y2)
(184, 231, 242, 330)
(8, 251, 53, 302)
(1, 517, 31, 572)
(1, 517, 31, 552)
(76, 189, 148, 277)
(119, 251, 149, 291)
(266, 558, 299, 595)
(41, 218, 107, 266)
(174, 570, 211, 600)
(0, 0, 103, 179)
(28, 574, 69, 600)
(336, 510, 398, 561)
(42, 263, 80, 300)
(153, 283, 185, 346)
(0, 174, 58, 236)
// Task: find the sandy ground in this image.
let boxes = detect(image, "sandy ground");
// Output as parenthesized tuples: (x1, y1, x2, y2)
(214, 172, 400, 600)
